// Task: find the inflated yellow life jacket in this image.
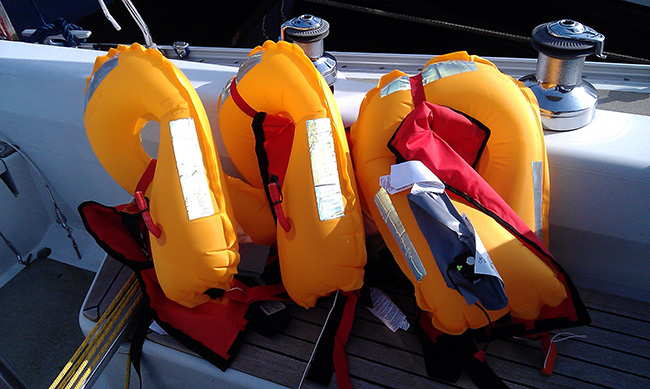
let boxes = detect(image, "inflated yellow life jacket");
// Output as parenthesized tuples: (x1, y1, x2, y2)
(351, 51, 571, 335)
(217, 40, 366, 308)
(84, 44, 239, 308)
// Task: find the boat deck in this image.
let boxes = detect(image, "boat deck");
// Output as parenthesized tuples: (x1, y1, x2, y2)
(230, 284, 650, 388)
(82, 255, 650, 388)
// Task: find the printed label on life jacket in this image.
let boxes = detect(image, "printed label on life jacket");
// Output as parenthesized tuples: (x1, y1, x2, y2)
(421, 60, 478, 86)
(374, 187, 426, 282)
(366, 287, 410, 332)
(460, 213, 503, 283)
(169, 117, 215, 221)
(306, 118, 345, 221)
(532, 161, 544, 243)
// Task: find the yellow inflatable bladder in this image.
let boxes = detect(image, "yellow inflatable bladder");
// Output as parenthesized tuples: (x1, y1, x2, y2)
(84, 43, 239, 308)
(217, 40, 366, 308)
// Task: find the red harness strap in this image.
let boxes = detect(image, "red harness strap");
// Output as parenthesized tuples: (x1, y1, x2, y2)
(267, 177, 291, 232)
(229, 78, 257, 118)
(305, 290, 359, 387)
(223, 282, 288, 304)
(135, 159, 157, 193)
(332, 291, 359, 389)
(133, 159, 161, 238)
(409, 73, 426, 107)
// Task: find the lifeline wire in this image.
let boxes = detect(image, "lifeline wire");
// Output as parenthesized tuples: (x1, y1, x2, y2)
(0, 228, 24, 265)
(0, 134, 82, 259)
(95, 0, 155, 47)
(97, 0, 122, 31)
(302, 0, 650, 64)
(121, 0, 155, 48)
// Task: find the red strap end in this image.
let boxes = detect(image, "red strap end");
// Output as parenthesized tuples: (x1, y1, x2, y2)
(473, 349, 486, 363)
(268, 181, 291, 232)
(134, 191, 162, 239)
(542, 332, 558, 375)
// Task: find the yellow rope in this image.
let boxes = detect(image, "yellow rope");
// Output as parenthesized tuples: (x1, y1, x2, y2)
(68, 283, 141, 389)
(64, 284, 137, 388)
(55, 277, 139, 388)
(125, 352, 131, 389)
(72, 287, 141, 389)
(72, 280, 141, 388)
(53, 276, 138, 388)
(50, 274, 142, 389)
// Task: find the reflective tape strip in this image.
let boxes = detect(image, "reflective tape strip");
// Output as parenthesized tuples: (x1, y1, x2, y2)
(169, 118, 215, 221)
(218, 77, 233, 111)
(85, 54, 120, 107)
(306, 118, 345, 221)
(421, 60, 478, 86)
(380, 75, 411, 98)
(379, 61, 478, 99)
(235, 51, 263, 84)
(531, 161, 544, 242)
(374, 187, 426, 282)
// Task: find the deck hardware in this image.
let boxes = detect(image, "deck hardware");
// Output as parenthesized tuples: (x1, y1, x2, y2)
(522, 19, 605, 131)
(173, 41, 190, 58)
(281, 14, 338, 86)
(21, 27, 91, 46)
(0, 229, 27, 265)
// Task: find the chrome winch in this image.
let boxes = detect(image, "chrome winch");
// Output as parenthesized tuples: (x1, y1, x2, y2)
(522, 19, 606, 131)
(280, 14, 338, 86)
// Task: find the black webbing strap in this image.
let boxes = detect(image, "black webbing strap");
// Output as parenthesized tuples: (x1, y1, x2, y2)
(414, 313, 508, 388)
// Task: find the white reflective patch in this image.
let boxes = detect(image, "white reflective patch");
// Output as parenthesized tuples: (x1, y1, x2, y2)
(421, 60, 478, 86)
(380, 75, 411, 98)
(306, 118, 345, 221)
(169, 118, 215, 221)
(374, 187, 426, 282)
(531, 161, 544, 242)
